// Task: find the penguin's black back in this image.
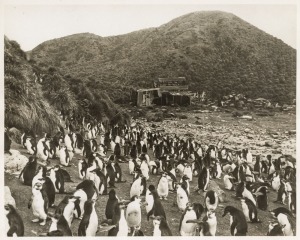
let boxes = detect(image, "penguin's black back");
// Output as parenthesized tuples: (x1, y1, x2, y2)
(44, 177, 55, 207)
(6, 204, 24, 236)
(105, 190, 118, 219)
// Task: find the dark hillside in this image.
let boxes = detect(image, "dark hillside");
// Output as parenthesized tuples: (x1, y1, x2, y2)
(4, 36, 130, 135)
(30, 11, 296, 104)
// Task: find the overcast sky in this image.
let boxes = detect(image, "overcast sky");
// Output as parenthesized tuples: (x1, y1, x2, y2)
(3, 0, 298, 51)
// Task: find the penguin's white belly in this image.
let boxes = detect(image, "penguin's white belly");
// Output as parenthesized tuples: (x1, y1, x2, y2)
(241, 203, 250, 221)
(37, 143, 48, 161)
(224, 177, 233, 190)
(278, 214, 293, 236)
(49, 221, 58, 232)
(153, 226, 161, 236)
(73, 190, 87, 218)
(64, 204, 75, 227)
(86, 210, 98, 236)
(272, 179, 280, 191)
(25, 140, 35, 155)
(130, 180, 142, 198)
(184, 168, 193, 182)
(180, 211, 197, 236)
(207, 217, 217, 236)
(32, 195, 46, 218)
(129, 162, 135, 174)
(157, 180, 168, 197)
(118, 215, 129, 236)
(242, 189, 256, 206)
(145, 194, 154, 213)
(177, 189, 188, 211)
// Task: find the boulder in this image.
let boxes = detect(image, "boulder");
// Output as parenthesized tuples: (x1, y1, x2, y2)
(4, 149, 28, 174)
(8, 127, 22, 144)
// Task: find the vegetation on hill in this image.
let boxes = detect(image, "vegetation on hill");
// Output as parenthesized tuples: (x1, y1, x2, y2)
(4, 36, 130, 135)
(30, 11, 296, 104)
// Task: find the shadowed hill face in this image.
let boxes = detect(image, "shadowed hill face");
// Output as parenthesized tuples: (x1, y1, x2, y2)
(30, 11, 296, 104)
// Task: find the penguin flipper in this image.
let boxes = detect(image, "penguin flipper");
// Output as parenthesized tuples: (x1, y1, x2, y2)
(7, 225, 18, 236)
(147, 209, 154, 221)
(230, 221, 237, 236)
(19, 167, 25, 179)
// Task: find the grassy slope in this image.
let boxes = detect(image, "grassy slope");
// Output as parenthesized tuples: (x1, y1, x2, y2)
(4, 111, 296, 236)
(30, 11, 296, 104)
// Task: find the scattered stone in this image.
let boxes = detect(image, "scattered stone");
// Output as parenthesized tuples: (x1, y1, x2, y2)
(5, 150, 28, 174)
(244, 128, 251, 133)
(265, 141, 273, 147)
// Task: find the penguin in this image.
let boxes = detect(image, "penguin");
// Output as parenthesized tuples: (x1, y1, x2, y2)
(78, 159, 88, 180)
(166, 165, 177, 191)
(179, 203, 204, 236)
(49, 165, 65, 194)
(32, 166, 56, 207)
(28, 182, 49, 226)
(36, 135, 51, 163)
(180, 174, 190, 195)
(267, 222, 284, 236)
(204, 190, 219, 212)
(19, 155, 37, 186)
(90, 168, 108, 195)
(214, 161, 222, 179)
(176, 183, 189, 212)
(204, 211, 217, 236)
(62, 196, 81, 227)
(197, 166, 210, 192)
(223, 174, 235, 190)
(73, 189, 87, 219)
(4, 186, 16, 208)
(270, 207, 294, 236)
(24, 136, 37, 155)
(274, 180, 288, 204)
(116, 202, 129, 236)
(126, 196, 142, 229)
(4, 204, 24, 236)
(152, 215, 172, 236)
(145, 185, 155, 214)
(130, 174, 144, 198)
(59, 146, 70, 167)
(147, 188, 166, 221)
(240, 198, 261, 223)
(64, 133, 74, 152)
(78, 199, 98, 236)
(183, 164, 193, 182)
(271, 174, 281, 191)
(242, 183, 256, 206)
(48, 212, 72, 236)
(157, 172, 169, 200)
(288, 190, 296, 215)
(222, 206, 248, 236)
(76, 180, 98, 200)
(140, 158, 149, 180)
(128, 159, 136, 175)
(105, 161, 117, 188)
(112, 159, 125, 183)
(253, 186, 268, 211)
(105, 189, 119, 220)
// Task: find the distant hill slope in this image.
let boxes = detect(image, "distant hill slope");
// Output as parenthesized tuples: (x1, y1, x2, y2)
(4, 36, 129, 135)
(29, 11, 296, 104)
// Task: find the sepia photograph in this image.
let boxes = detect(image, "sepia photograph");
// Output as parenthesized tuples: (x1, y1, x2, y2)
(2, 0, 297, 237)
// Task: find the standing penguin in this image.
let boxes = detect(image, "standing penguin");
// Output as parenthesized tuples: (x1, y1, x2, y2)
(78, 199, 98, 236)
(270, 207, 294, 236)
(240, 198, 261, 223)
(78, 159, 88, 180)
(176, 183, 189, 212)
(223, 174, 235, 190)
(157, 172, 169, 200)
(147, 188, 166, 221)
(24, 136, 37, 155)
(179, 203, 204, 236)
(204, 211, 217, 236)
(197, 167, 210, 192)
(90, 168, 108, 195)
(222, 206, 248, 236)
(19, 156, 37, 186)
(253, 186, 268, 211)
(204, 191, 219, 212)
(180, 175, 190, 196)
(28, 182, 49, 226)
(183, 163, 193, 182)
(62, 196, 81, 227)
(151, 215, 172, 236)
(274, 180, 288, 204)
(59, 146, 70, 167)
(48, 212, 72, 236)
(126, 196, 142, 230)
(145, 185, 155, 214)
(4, 204, 24, 236)
(271, 174, 281, 191)
(105, 189, 119, 220)
(49, 165, 65, 194)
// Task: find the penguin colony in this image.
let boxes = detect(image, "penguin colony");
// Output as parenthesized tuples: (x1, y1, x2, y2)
(5, 113, 296, 236)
